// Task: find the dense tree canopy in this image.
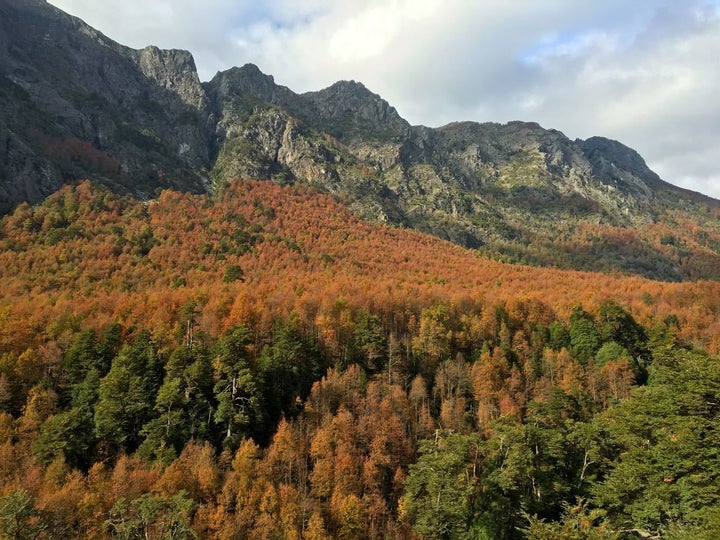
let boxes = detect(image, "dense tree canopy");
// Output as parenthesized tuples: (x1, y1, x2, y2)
(1, 180, 720, 538)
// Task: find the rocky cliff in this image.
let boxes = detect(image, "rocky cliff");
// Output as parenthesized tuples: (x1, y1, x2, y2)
(0, 0, 211, 213)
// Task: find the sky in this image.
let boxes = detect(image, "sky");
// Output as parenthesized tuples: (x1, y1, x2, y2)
(49, 0, 720, 200)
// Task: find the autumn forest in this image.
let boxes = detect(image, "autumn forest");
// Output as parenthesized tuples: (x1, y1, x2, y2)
(1, 180, 720, 539)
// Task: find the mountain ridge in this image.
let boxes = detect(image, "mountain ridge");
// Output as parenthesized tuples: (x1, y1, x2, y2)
(2, 0, 720, 281)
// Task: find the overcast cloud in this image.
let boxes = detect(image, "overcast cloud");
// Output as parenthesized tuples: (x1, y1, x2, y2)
(49, 0, 720, 199)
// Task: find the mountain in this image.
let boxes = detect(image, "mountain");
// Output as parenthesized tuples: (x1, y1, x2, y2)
(0, 0, 211, 210)
(2, 0, 720, 281)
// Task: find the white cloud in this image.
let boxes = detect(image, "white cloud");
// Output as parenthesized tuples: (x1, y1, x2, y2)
(48, 0, 720, 199)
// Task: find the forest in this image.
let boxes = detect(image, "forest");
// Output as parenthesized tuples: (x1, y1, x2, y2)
(1, 180, 719, 539)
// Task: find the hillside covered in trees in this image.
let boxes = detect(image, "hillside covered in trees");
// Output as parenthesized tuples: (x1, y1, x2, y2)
(0, 180, 719, 538)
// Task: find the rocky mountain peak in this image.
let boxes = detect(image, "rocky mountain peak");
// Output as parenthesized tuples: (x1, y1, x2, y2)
(132, 46, 207, 110)
(317, 79, 370, 96)
(208, 63, 278, 103)
(578, 136, 661, 186)
(299, 80, 409, 142)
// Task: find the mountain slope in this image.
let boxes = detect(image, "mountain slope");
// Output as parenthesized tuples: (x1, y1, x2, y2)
(0, 0, 211, 213)
(2, 0, 720, 281)
(2, 180, 720, 356)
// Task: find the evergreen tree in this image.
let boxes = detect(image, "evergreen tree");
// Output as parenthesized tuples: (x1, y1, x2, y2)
(94, 331, 162, 453)
(213, 326, 264, 449)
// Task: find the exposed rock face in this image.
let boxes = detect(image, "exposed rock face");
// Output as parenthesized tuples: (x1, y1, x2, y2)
(207, 64, 294, 107)
(1, 0, 718, 280)
(0, 0, 210, 213)
(133, 46, 208, 111)
(299, 80, 410, 142)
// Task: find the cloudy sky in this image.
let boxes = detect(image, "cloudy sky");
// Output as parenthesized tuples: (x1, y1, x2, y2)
(49, 0, 720, 199)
